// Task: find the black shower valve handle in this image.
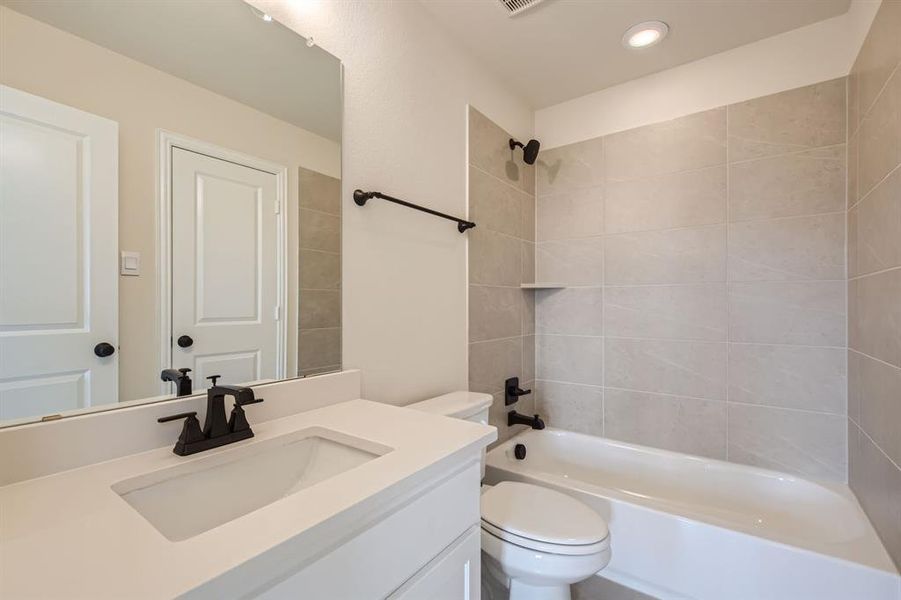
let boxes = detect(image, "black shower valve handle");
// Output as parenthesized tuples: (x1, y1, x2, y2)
(505, 376, 532, 406)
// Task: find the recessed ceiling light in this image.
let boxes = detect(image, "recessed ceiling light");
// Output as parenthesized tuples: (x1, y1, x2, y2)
(262, 13, 273, 22)
(623, 21, 669, 49)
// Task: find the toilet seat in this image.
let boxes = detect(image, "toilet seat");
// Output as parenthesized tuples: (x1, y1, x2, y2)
(480, 482, 609, 556)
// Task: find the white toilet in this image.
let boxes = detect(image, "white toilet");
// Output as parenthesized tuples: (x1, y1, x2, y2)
(409, 392, 611, 600)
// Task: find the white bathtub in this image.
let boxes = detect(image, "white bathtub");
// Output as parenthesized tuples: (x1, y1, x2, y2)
(484, 429, 901, 600)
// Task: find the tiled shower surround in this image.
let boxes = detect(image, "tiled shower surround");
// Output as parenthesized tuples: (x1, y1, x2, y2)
(468, 108, 537, 444)
(534, 78, 849, 482)
(847, 0, 901, 570)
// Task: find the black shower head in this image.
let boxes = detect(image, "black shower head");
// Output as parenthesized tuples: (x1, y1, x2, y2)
(509, 138, 541, 165)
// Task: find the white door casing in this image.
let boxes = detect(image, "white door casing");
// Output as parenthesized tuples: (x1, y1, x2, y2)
(0, 85, 118, 420)
(162, 135, 286, 390)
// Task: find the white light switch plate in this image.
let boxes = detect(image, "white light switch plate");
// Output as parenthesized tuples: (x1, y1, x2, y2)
(120, 251, 140, 276)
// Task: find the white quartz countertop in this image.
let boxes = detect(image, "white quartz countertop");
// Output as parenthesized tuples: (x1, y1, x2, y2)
(0, 399, 496, 599)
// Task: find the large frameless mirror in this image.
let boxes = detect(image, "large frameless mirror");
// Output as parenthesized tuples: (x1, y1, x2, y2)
(0, 0, 343, 427)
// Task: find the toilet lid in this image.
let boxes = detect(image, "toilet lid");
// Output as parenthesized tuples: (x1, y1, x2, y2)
(480, 482, 609, 547)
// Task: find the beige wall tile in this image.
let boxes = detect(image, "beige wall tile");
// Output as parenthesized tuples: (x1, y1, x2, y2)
(854, 0, 901, 117)
(729, 146, 845, 221)
(522, 335, 535, 383)
(605, 108, 726, 182)
(605, 225, 726, 285)
(536, 287, 604, 336)
(857, 352, 901, 466)
(848, 68, 861, 138)
(850, 268, 901, 367)
(469, 107, 535, 195)
(298, 328, 341, 371)
(604, 389, 726, 459)
(849, 421, 901, 567)
(605, 338, 727, 400)
(728, 281, 846, 346)
(728, 344, 846, 414)
(469, 337, 522, 394)
(536, 334, 604, 386)
(537, 136, 604, 195)
(537, 186, 604, 241)
(299, 208, 340, 253)
(536, 380, 603, 436)
(469, 228, 522, 286)
(536, 237, 604, 285)
(521, 289, 535, 335)
(728, 213, 844, 281)
(848, 130, 860, 209)
(521, 241, 535, 284)
(606, 165, 726, 234)
(299, 289, 341, 329)
(604, 283, 727, 342)
(469, 165, 524, 238)
(728, 78, 846, 162)
(858, 67, 901, 198)
(727, 403, 846, 481)
(468, 285, 522, 343)
(848, 199, 860, 279)
(848, 349, 862, 424)
(300, 249, 340, 289)
(521, 189, 536, 242)
(299, 167, 340, 215)
(851, 167, 901, 276)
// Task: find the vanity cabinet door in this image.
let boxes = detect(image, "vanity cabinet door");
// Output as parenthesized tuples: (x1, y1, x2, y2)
(388, 527, 480, 600)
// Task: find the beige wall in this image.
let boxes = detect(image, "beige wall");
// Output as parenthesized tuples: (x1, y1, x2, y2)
(254, 0, 534, 405)
(467, 108, 536, 445)
(1, 6, 340, 401)
(534, 78, 849, 482)
(847, 0, 901, 570)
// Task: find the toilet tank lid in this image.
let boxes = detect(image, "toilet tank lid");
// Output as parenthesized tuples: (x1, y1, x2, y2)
(408, 391, 492, 419)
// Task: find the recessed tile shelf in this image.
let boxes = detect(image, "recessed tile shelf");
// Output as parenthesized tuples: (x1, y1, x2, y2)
(520, 283, 567, 289)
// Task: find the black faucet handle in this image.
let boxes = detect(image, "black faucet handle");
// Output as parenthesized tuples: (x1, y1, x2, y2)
(158, 411, 197, 423)
(206, 374, 221, 386)
(505, 376, 532, 406)
(178, 368, 192, 375)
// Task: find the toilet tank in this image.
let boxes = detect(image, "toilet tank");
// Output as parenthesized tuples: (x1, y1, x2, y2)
(407, 391, 493, 478)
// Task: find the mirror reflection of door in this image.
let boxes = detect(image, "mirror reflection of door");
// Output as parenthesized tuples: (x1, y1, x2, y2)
(169, 144, 285, 389)
(0, 85, 118, 419)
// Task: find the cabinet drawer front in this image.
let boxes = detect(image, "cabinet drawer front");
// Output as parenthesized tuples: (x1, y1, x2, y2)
(257, 462, 481, 599)
(389, 527, 480, 600)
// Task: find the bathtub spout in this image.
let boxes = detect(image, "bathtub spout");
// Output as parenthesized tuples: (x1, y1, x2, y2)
(508, 410, 545, 430)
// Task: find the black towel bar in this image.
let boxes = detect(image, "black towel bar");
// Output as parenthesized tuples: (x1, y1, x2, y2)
(353, 189, 476, 233)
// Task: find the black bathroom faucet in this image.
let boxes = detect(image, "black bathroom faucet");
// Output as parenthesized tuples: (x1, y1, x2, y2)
(508, 410, 545, 430)
(157, 378, 263, 456)
(160, 368, 193, 397)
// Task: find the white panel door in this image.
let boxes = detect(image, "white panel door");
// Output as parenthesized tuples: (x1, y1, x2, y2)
(171, 147, 278, 388)
(0, 85, 118, 420)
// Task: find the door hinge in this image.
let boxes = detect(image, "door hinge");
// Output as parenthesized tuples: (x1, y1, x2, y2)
(274, 200, 281, 214)
(274, 305, 281, 320)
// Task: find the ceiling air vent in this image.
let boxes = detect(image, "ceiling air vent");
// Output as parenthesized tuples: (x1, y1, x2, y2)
(499, 0, 546, 17)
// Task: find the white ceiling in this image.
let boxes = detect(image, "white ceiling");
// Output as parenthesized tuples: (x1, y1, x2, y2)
(2, 0, 342, 141)
(420, 0, 852, 108)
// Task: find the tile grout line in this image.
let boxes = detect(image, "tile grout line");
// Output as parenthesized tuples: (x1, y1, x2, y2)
(601, 135, 607, 437)
(725, 105, 732, 461)
(845, 75, 851, 483)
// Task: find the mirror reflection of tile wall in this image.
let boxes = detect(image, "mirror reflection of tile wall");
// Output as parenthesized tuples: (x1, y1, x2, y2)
(298, 167, 342, 376)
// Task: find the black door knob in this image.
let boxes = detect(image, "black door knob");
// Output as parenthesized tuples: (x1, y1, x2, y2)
(177, 335, 194, 348)
(94, 342, 115, 358)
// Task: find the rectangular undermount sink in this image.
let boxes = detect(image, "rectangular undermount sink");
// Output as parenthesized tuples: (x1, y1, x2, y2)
(112, 427, 392, 541)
